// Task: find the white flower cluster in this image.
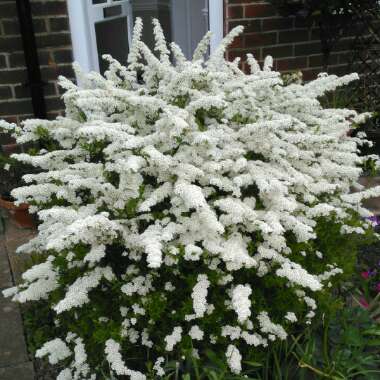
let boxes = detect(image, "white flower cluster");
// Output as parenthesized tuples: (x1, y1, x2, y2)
(2, 18, 379, 378)
(191, 274, 210, 318)
(36, 338, 71, 365)
(226, 344, 242, 375)
(232, 284, 252, 323)
(164, 326, 183, 351)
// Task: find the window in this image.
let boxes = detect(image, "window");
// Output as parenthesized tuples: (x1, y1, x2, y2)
(67, 0, 223, 74)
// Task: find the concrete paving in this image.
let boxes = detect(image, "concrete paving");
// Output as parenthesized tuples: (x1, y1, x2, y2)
(0, 214, 35, 380)
(359, 176, 380, 215)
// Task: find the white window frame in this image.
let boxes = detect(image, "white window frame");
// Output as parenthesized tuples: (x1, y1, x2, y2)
(67, 0, 224, 74)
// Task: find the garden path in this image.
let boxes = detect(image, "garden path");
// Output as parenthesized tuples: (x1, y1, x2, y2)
(360, 176, 380, 214)
(0, 214, 35, 380)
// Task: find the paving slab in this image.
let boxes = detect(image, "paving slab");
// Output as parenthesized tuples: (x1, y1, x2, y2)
(4, 220, 36, 284)
(0, 295, 29, 368)
(0, 240, 12, 290)
(0, 361, 34, 380)
(0, 216, 36, 379)
(359, 176, 380, 214)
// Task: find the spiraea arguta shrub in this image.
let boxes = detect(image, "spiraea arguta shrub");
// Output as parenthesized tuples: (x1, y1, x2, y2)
(2, 18, 380, 379)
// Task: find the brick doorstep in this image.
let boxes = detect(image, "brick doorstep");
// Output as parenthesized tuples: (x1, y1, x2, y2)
(0, 216, 35, 380)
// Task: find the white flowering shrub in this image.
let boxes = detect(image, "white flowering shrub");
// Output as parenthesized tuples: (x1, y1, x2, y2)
(2, 19, 380, 379)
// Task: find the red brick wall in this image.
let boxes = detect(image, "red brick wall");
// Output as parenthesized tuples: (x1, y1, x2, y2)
(225, 0, 353, 79)
(0, 1, 357, 123)
(0, 0, 74, 124)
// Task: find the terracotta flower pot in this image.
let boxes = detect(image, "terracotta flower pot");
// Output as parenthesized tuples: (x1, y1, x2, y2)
(1, 143, 21, 156)
(0, 196, 35, 229)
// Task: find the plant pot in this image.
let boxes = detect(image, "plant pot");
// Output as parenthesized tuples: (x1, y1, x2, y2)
(1, 143, 21, 157)
(0, 196, 35, 229)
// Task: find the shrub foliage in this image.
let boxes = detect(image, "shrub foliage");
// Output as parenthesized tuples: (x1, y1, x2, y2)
(2, 19, 380, 379)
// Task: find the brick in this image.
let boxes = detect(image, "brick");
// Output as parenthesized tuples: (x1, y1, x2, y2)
(245, 32, 277, 47)
(279, 29, 309, 44)
(328, 64, 349, 76)
(0, 99, 33, 116)
(228, 0, 254, 4)
(46, 110, 61, 120)
(310, 28, 349, 44)
(0, 68, 27, 84)
(227, 5, 243, 19)
(262, 17, 294, 31)
(228, 19, 262, 34)
(310, 28, 322, 41)
(0, 36, 23, 52)
(302, 68, 321, 81)
(31, 1, 68, 16)
(33, 18, 48, 34)
(0, 3, 17, 18)
(230, 35, 244, 49)
(8, 50, 50, 67)
(53, 48, 73, 64)
(338, 51, 354, 65)
(2, 116, 17, 124)
(36, 32, 71, 48)
(0, 85, 12, 99)
(244, 4, 277, 18)
(294, 41, 322, 56)
(308, 53, 338, 68)
(334, 38, 353, 52)
(38, 50, 52, 65)
(277, 56, 307, 71)
(40, 64, 74, 81)
(3, 18, 46, 35)
(45, 96, 64, 112)
(0, 54, 6, 68)
(227, 48, 261, 62)
(263, 44, 293, 59)
(14, 82, 56, 99)
(2, 19, 19, 35)
(8, 51, 25, 67)
(294, 16, 309, 28)
(17, 114, 34, 122)
(49, 16, 70, 32)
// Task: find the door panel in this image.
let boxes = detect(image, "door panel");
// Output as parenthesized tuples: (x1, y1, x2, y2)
(68, 0, 220, 74)
(95, 16, 129, 74)
(171, 0, 209, 59)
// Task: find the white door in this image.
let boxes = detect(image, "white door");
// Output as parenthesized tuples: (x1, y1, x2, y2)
(67, 0, 223, 74)
(171, 0, 209, 60)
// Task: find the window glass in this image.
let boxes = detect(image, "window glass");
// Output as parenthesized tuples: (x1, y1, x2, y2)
(95, 17, 129, 74)
(90, 0, 210, 74)
(130, 0, 209, 59)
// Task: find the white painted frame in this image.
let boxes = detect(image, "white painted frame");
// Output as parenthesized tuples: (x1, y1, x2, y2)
(209, 0, 224, 53)
(68, 0, 132, 73)
(67, 0, 224, 73)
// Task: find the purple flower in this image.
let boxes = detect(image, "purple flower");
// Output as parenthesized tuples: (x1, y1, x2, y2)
(366, 215, 380, 226)
(361, 269, 377, 280)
